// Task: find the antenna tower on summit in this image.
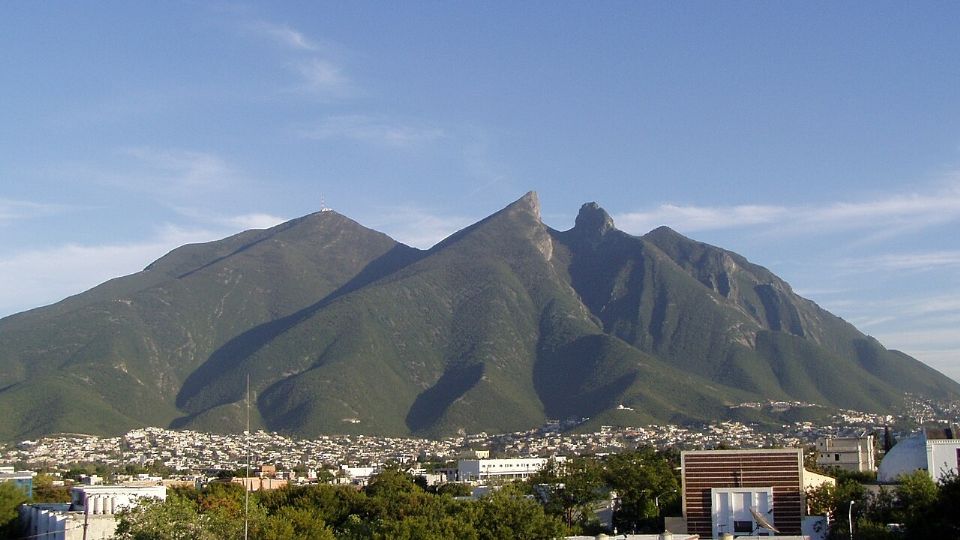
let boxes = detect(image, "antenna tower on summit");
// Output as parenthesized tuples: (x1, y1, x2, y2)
(320, 194, 332, 212)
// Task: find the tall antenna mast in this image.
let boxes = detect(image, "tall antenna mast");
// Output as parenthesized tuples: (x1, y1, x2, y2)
(244, 373, 250, 540)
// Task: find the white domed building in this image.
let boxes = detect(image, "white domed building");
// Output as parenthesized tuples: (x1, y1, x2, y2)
(878, 427, 960, 483)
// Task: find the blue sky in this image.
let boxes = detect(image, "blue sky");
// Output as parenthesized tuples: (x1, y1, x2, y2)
(2, 3, 959, 382)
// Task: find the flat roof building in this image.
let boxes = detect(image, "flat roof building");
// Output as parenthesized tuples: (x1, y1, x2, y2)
(20, 484, 166, 540)
(680, 449, 828, 539)
(458, 456, 564, 483)
(0, 466, 34, 498)
(816, 434, 875, 473)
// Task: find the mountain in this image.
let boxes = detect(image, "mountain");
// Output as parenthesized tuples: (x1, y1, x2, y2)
(0, 193, 957, 441)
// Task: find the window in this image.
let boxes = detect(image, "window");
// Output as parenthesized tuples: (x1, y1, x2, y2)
(734, 520, 753, 533)
(835, 454, 840, 461)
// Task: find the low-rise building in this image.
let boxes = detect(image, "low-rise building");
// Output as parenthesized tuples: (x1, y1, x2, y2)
(231, 476, 289, 491)
(457, 456, 563, 483)
(0, 466, 34, 497)
(816, 434, 875, 472)
(20, 484, 166, 540)
(679, 448, 827, 539)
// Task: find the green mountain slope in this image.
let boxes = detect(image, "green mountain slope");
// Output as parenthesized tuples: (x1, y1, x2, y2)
(0, 211, 417, 439)
(0, 193, 957, 441)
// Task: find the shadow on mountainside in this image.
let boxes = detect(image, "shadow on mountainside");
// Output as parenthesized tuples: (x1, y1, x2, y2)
(172, 244, 423, 422)
(405, 363, 485, 434)
(533, 332, 638, 420)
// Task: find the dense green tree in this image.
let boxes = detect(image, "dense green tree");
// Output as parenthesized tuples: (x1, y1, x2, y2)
(115, 494, 211, 540)
(256, 507, 335, 540)
(31, 473, 72, 503)
(528, 457, 605, 529)
(365, 468, 420, 499)
(806, 478, 868, 540)
(604, 449, 680, 533)
(0, 481, 28, 538)
(434, 482, 472, 497)
(475, 485, 567, 539)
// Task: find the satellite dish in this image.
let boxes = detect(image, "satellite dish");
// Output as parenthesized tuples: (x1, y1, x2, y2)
(749, 507, 780, 534)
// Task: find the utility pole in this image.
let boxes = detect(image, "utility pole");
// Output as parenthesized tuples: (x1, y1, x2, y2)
(81, 492, 89, 540)
(848, 500, 856, 540)
(244, 374, 250, 540)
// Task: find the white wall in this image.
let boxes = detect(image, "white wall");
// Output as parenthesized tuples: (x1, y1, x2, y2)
(926, 440, 960, 482)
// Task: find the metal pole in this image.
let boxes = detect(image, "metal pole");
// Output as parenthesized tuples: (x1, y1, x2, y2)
(848, 500, 855, 540)
(244, 374, 250, 540)
(81, 492, 89, 540)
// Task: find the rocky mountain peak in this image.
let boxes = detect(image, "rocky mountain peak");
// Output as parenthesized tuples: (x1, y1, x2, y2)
(509, 191, 541, 219)
(573, 202, 615, 241)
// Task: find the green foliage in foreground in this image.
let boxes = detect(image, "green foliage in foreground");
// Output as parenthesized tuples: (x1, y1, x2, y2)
(115, 472, 565, 540)
(806, 470, 960, 539)
(1, 481, 29, 538)
(115, 449, 686, 539)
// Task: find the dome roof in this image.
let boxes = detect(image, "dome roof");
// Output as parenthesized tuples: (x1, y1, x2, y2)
(878, 433, 927, 483)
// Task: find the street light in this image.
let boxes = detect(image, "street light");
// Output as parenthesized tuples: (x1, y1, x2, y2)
(848, 500, 856, 540)
(655, 489, 678, 513)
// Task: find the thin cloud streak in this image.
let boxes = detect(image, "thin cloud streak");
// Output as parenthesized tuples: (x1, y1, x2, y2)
(872, 326, 960, 382)
(0, 225, 221, 318)
(222, 213, 287, 230)
(0, 198, 71, 223)
(291, 58, 355, 99)
(0, 213, 286, 319)
(250, 21, 318, 51)
(819, 291, 960, 320)
(614, 180, 960, 236)
(48, 147, 245, 202)
(302, 115, 446, 147)
(120, 147, 236, 192)
(363, 206, 472, 249)
(240, 18, 356, 99)
(839, 251, 960, 272)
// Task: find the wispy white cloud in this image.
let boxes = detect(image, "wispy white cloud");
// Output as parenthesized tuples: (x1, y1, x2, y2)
(239, 17, 356, 99)
(821, 291, 960, 321)
(0, 225, 223, 318)
(875, 327, 960, 349)
(871, 327, 960, 383)
(47, 147, 244, 202)
(363, 206, 472, 249)
(249, 21, 318, 51)
(221, 213, 287, 230)
(839, 251, 960, 272)
(617, 204, 786, 233)
(0, 198, 71, 223)
(291, 59, 355, 98)
(614, 178, 960, 237)
(170, 206, 288, 231)
(302, 115, 445, 147)
(119, 147, 237, 193)
(0, 210, 287, 319)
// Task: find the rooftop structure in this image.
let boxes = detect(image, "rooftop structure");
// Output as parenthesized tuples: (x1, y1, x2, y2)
(815, 434, 875, 472)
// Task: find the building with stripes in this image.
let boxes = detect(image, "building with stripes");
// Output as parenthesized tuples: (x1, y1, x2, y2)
(680, 448, 821, 538)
